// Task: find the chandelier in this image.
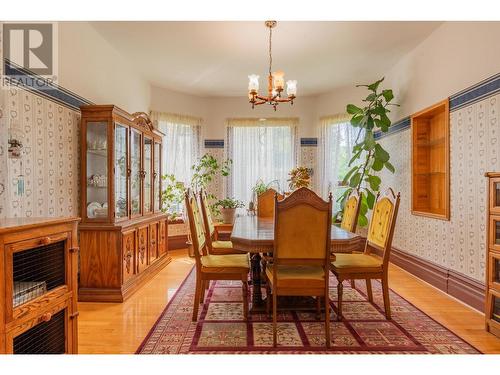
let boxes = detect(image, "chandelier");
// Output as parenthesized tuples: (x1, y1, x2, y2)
(248, 21, 297, 111)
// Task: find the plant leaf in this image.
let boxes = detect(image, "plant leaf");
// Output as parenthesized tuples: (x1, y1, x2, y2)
(374, 143, 390, 162)
(342, 166, 359, 184)
(347, 104, 363, 115)
(366, 175, 381, 191)
(357, 214, 368, 227)
(372, 159, 384, 171)
(382, 89, 394, 102)
(385, 160, 395, 173)
(349, 172, 361, 188)
(363, 131, 376, 151)
(365, 189, 376, 209)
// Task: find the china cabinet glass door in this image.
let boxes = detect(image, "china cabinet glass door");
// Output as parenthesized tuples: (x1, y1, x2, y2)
(144, 137, 153, 214)
(130, 129, 142, 217)
(494, 296, 500, 323)
(114, 124, 128, 220)
(492, 216, 500, 251)
(86, 121, 108, 220)
(492, 179, 500, 214)
(154, 142, 161, 212)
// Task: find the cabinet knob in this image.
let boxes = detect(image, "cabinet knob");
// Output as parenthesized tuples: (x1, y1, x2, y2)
(40, 312, 52, 322)
(40, 237, 51, 246)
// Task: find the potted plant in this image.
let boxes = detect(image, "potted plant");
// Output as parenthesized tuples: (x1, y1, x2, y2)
(339, 77, 398, 226)
(161, 174, 186, 220)
(288, 166, 311, 191)
(215, 198, 245, 224)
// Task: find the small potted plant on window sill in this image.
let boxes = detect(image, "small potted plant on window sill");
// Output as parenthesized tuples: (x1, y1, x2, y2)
(215, 198, 245, 224)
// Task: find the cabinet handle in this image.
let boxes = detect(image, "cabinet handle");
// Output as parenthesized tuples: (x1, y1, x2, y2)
(70, 247, 79, 254)
(127, 168, 131, 177)
(70, 312, 80, 319)
(40, 237, 51, 246)
(40, 312, 52, 322)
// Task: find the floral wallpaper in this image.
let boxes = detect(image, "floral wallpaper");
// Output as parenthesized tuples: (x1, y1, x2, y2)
(0, 88, 80, 218)
(378, 93, 500, 282)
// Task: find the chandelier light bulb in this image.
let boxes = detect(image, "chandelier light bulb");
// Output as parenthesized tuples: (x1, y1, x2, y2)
(286, 80, 297, 97)
(272, 71, 285, 90)
(248, 74, 260, 92)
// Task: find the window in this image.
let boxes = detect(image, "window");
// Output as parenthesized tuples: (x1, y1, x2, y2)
(227, 118, 298, 206)
(318, 114, 364, 213)
(151, 112, 202, 213)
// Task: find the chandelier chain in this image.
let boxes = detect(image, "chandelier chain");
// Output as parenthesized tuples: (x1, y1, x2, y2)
(268, 25, 272, 76)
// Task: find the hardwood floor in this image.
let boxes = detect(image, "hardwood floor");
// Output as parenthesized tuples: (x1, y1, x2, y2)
(77, 249, 500, 354)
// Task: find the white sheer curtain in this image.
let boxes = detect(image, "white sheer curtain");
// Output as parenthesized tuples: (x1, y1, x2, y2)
(151, 112, 202, 185)
(318, 114, 364, 212)
(226, 118, 298, 207)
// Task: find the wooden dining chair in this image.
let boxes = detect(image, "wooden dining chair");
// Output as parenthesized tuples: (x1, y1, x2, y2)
(340, 189, 361, 233)
(185, 189, 250, 321)
(331, 188, 400, 320)
(199, 189, 239, 255)
(265, 187, 332, 347)
(257, 188, 284, 218)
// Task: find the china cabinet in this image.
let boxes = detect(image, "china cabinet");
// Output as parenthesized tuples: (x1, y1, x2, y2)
(486, 172, 500, 338)
(79, 105, 170, 302)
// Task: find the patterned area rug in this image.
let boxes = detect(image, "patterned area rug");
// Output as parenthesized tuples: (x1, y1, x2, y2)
(137, 267, 480, 354)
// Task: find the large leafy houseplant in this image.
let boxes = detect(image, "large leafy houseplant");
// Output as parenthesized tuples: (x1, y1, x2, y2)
(339, 77, 398, 226)
(191, 154, 232, 216)
(161, 154, 233, 219)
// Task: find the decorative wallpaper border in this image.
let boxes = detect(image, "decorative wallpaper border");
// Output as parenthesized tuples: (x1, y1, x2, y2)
(450, 72, 500, 111)
(374, 117, 410, 140)
(300, 137, 318, 147)
(3, 59, 93, 111)
(374, 71, 500, 140)
(204, 139, 224, 148)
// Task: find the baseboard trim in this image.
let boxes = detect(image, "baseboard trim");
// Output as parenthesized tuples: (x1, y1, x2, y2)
(169, 234, 188, 250)
(373, 245, 486, 312)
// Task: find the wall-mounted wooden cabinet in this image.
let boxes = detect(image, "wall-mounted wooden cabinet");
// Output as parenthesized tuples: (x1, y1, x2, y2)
(486, 172, 500, 338)
(78, 105, 170, 303)
(411, 99, 450, 220)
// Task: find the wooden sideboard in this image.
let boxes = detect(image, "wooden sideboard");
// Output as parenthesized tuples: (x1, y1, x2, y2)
(78, 106, 171, 302)
(485, 172, 500, 338)
(0, 217, 80, 354)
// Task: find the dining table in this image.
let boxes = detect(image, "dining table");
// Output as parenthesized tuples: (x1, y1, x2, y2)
(230, 215, 362, 311)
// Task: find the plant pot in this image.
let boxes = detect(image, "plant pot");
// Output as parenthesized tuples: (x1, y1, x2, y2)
(220, 208, 236, 224)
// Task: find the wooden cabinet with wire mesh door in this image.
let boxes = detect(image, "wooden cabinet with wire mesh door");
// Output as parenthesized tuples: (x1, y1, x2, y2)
(0, 217, 80, 354)
(486, 172, 500, 338)
(78, 105, 170, 303)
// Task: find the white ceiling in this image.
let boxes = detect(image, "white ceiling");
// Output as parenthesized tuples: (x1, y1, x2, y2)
(91, 21, 441, 97)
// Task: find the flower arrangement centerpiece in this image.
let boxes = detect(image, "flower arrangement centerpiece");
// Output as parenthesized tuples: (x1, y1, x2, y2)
(288, 166, 311, 191)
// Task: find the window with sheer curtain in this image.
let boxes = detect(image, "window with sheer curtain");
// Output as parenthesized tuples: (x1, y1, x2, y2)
(151, 112, 202, 212)
(226, 118, 298, 207)
(318, 114, 364, 213)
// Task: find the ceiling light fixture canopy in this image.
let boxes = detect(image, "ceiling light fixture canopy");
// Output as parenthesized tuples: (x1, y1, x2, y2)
(248, 21, 297, 111)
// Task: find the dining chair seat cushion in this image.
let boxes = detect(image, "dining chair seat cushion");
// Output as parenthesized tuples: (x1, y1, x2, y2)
(331, 253, 383, 273)
(201, 254, 250, 272)
(212, 240, 233, 249)
(266, 264, 325, 288)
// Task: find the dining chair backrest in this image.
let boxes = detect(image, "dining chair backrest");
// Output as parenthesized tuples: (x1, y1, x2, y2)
(199, 188, 215, 239)
(365, 188, 401, 266)
(340, 189, 361, 233)
(184, 189, 207, 268)
(274, 187, 332, 266)
(258, 188, 284, 218)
